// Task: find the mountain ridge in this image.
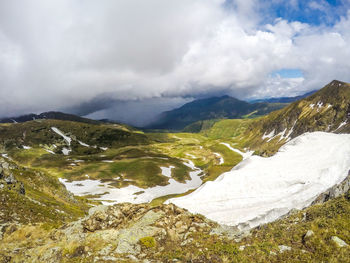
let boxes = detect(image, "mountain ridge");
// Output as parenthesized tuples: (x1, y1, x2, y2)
(147, 95, 287, 130)
(248, 90, 318, 103)
(241, 80, 350, 155)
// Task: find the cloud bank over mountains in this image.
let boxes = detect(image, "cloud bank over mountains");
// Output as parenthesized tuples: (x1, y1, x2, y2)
(0, 0, 349, 124)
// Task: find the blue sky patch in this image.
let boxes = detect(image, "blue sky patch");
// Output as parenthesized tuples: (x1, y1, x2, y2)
(271, 68, 304, 78)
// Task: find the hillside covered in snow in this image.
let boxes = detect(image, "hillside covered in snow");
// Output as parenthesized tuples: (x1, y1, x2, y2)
(169, 132, 350, 229)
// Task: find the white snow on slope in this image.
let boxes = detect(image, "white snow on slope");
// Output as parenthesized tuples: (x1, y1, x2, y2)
(220, 143, 253, 160)
(51, 127, 72, 145)
(62, 147, 71, 155)
(59, 160, 203, 205)
(22, 145, 31, 149)
(169, 132, 350, 229)
(262, 130, 275, 140)
(185, 153, 197, 159)
(214, 153, 224, 165)
(78, 140, 90, 147)
(45, 149, 55, 154)
(335, 121, 347, 131)
(160, 166, 175, 178)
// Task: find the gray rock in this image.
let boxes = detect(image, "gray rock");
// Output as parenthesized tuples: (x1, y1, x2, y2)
(210, 224, 241, 240)
(88, 205, 109, 216)
(38, 247, 62, 263)
(4, 173, 16, 184)
(181, 238, 193, 246)
(303, 230, 314, 241)
(278, 245, 291, 253)
(331, 236, 348, 247)
(19, 182, 25, 195)
(1, 162, 9, 170)
(312, 170, 350, 204)
(115, 210, 164, 254)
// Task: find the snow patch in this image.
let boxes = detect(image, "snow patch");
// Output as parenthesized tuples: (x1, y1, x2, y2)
(220, 143, 253, 160)
(100, 147, 108, 151)
(78, 141, 89, 147)
(62, 147, 71, 155)
(22, 145, 31, 150)
(160, 166, 175, 178)
(45, 149, 55, 154)
(214, 153, 224, 165)
(169, 132, 350, 229)
(185, 153, 197, 159)
(335, 121, 347, 131)
(51, 127, 72, 145)
(262, 130, 275, 140)
(60, 160, 203, 204)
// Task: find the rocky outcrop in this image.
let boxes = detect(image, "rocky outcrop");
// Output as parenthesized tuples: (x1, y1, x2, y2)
(0, 159, 25, 195)
(312, 170, 350, 205)
(1, 203, 239, 262)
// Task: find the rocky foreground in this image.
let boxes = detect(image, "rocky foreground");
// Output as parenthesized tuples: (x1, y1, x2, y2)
(1, 189, 350, 263)
(0, 202, 240, 262)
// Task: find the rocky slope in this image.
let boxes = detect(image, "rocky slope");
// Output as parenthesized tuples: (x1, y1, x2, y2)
(242, 80, 350, 155)
(1, 188, 350, 262)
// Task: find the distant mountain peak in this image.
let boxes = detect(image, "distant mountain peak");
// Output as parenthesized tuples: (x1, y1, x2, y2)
(0, 111, 100, 125)
(243, 80, 350, 156)
(147, 95, 287, 130)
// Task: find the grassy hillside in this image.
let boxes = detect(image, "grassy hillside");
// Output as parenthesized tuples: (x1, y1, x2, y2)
(239, 80, 350, 156)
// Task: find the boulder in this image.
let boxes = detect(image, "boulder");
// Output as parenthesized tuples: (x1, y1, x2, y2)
(4, 173, 16, 184)
(19, 182, 25, 195)
(1, 162, 9, 170)
(278, 245, 291, 253)
(331, 236, 348, 247)
(302, 230, 314, 242)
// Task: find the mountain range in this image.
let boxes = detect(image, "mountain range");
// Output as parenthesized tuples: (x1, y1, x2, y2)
(248, 90, 317, 103)
(1, 80, 350, 262)
(147, 95, 287, 130)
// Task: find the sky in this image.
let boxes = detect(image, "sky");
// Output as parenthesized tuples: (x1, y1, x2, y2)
(0, 0, 350, 126)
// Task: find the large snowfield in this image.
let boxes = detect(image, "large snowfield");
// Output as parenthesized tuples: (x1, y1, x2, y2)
(168, 132, 350, 229)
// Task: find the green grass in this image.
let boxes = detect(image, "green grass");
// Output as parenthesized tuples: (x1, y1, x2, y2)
(0, 118, 257, 208)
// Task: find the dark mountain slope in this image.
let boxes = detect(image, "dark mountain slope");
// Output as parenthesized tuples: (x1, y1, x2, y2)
(147, 95, 287, 130)
(0, 119, 150, 155)
(0, 111, 100, 125)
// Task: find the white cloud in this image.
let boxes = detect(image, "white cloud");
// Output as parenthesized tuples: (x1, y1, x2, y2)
(0, 0, 349, 123)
